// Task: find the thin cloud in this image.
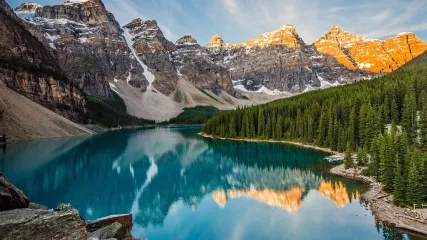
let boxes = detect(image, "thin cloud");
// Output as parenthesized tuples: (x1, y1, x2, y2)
(6, 0, 427, 44)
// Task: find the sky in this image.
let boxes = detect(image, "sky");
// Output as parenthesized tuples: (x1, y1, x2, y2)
(7, 0, 427, 45)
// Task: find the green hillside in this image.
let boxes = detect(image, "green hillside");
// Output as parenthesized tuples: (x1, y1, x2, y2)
(165, 106, 219, 125)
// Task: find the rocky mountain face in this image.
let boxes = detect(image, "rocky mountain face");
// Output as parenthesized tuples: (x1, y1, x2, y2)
(0, 0, 85, 121)
(173, 34, 235, 96)
(123, 18, 177, 95)
(123, 19, 236, 97)
(206, 25, 372, 93)
(314, 25, 427, 73)
(14, 0, 148, 100)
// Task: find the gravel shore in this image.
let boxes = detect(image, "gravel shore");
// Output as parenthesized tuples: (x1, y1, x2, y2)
(331, 164, 427, 237)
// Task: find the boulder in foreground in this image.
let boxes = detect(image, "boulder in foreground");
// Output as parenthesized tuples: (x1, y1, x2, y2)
(0, 173, 29, 210)
(0, 208, 87, 240)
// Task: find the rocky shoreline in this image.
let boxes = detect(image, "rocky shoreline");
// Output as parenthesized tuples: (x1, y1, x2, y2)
(199, 133, 427, 237)
(0, 173, 137, 240)
(331, 165, 427, 237)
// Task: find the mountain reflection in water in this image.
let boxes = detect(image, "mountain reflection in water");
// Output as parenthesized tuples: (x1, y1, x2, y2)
(212, 179, 360, 213)
(3, 127, 417, 240)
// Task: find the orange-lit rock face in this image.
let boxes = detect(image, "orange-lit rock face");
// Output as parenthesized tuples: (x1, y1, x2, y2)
(244, 24, 303, 48)
(206, 34, 226, 48)
(383, 33, 427, 66)
(314, 26, 427, 73)
(212, 188, 304, 213)
(318, 180, 351, 208)
(207, 24, 303, 49)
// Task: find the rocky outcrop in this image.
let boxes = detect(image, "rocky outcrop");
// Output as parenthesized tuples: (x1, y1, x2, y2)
(0, 173, 30, 211)
(15, 0, 149, 99)
(314, 26, 427, 73)
(0, 173, 135, 240)
(0, 0, 86, 121)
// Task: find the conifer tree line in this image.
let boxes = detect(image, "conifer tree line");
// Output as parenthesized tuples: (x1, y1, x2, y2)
(203, 52, 427, 206)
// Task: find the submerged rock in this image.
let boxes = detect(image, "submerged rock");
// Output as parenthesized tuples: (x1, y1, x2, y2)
(86, 214, 133, 240)
(0, 173, 29, 211)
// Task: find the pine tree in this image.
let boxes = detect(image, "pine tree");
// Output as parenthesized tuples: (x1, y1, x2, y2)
(380, 133, 395, 192)
(394, 154, 405, 206)
(359, 104, 367, 146)
(276, 115, 283, 140)
(257, 108, 265, 138)
(318, 113, 327, 146)
(407, 159, 424, 204)
(402, 91, 417, 144)
(369, 134, 381, 177)
(344, 141, 353, 169)
(265, 116, 271, 139)
(357, 147, 367, 166)
(327, 113, 334, 149)
(229, 115, 236, 137)
(391, 98, 399, 124)
(420, 90, 427, 149)
(349, 108, 356, 150)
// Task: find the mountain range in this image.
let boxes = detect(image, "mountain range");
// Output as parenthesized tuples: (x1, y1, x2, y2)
(1, 0, 427, 138)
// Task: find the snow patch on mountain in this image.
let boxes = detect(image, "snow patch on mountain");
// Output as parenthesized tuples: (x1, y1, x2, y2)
(318, 75, 340, 89)
(109, 82, 120, 95)
(359, 63, 374, 69)
(233, 82, 290, 96)
(123, 28, 155, 89)
(15, 11, 36, 20)
(63, 0, 89, 5)
(44, 33, 59, 49)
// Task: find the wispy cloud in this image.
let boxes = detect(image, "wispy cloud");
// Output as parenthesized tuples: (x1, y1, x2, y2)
(6, 0, 427, 44)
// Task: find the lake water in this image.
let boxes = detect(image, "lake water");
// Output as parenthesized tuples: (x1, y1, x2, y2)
(0, 127, 422, 240)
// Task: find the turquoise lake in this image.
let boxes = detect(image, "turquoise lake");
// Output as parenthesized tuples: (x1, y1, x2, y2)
(0, 126, 423, 239)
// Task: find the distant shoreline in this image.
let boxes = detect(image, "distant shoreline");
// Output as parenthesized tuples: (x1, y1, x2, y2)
(199, 132, 427, 237)
(198, 133, 339, 155)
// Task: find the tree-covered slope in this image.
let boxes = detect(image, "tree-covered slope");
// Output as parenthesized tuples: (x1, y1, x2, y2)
(203, 51, 427, 206)
(164, 106, 219, 125)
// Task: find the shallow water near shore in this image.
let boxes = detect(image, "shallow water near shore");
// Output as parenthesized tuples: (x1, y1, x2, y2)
(0, 126, 423, 239)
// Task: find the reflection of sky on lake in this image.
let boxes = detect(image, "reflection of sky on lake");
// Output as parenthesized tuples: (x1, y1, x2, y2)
(0, 127, 417, 240)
